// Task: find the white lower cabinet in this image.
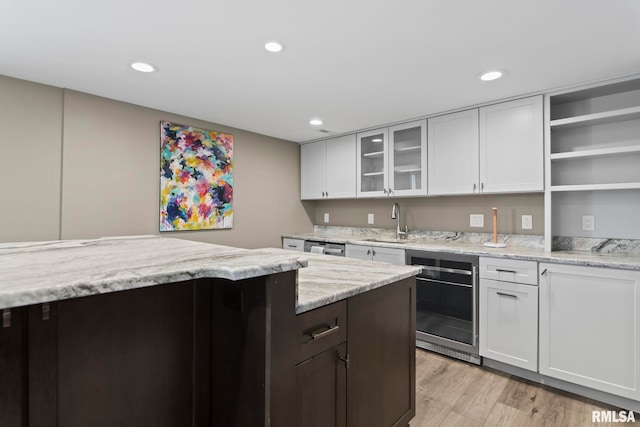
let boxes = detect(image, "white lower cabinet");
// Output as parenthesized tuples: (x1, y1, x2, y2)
(539, 263, 640, 400)
(345, 244, 405, 265)
(479, 279, 538, 371)
(282, 238, 304, 252)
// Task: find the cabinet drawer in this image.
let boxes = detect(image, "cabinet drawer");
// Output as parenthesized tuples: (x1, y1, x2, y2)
(295, 301, 347, 364)
(480, 257, 538, 285)
(283, 238, 304, 252)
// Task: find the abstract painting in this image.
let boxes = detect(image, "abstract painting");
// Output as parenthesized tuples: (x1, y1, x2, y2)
(160, 121, 233, 231)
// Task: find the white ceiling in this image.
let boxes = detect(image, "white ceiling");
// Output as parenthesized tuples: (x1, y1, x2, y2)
(1, 0, 639, 143)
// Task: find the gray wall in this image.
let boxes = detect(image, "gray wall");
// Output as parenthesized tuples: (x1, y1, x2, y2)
(0, 75, 63, 242)
(1, 76, 314, 248)
(310, 193, 545, 235)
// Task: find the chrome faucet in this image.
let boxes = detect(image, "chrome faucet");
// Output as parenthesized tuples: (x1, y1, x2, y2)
(391, 203, 408, 239)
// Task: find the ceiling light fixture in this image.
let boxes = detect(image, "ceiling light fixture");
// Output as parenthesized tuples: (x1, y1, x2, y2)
(130, 61, 157, 73)
(479, 70, 505, 81)
(309, 119, 323, 126)
(265, 41, 283, 53)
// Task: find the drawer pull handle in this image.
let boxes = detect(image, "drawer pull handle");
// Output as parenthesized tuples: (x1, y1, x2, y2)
(495, 269, 517, 274)
(2, 309, 10, 328)
(340, 354, 350, 369)
(287, 244, 297, 248)
(309, 324, 340, 342)
(497, 292, 518, 299)
(541, 268, 548, 276)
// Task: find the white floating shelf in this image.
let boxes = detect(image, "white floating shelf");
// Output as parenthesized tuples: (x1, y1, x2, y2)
(363, 151, 385, 158)
(394, 146, 421, 152)
(363, 171, 384, 177)
(550, 182, 640, 192)
(550, 145, 640, 161)
(550, 106, 640, 130)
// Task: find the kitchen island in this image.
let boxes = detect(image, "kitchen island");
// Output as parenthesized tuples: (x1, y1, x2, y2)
(0, 236, 419, 427)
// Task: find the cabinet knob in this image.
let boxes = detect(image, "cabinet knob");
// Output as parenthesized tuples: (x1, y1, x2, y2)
(473, 183, 476, 192)
(325, 191, 328, 197)
(481, 182, 485, 191)
(366, 249, 371, 255)
(372, 249, 376, 256)
(383, 188, 387, 195)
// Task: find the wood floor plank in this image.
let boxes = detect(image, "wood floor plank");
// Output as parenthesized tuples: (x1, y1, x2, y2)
(451, 365, 509, 422)
(412, 349, 640, 427)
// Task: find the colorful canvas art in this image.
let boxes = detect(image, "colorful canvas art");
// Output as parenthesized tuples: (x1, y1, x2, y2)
(160, 121, 233, 231)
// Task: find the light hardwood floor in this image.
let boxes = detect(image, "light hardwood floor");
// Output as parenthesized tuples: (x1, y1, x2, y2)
(411, 349, 639, 427)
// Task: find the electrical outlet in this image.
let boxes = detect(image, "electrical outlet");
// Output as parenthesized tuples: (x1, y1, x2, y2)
(470, 214, 484, 228)
(324, 213, 330, 223)
(368, 213, 374, 224)
(582, 215, 595, 231)
(522, 215, 533, 230)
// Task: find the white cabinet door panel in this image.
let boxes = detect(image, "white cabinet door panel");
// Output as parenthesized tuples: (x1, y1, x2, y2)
(345, 244, 373, 261)
(480, 279, 538, 371)
(428, 109, 479, 195)
(539, 263, 640, 400)
(372, 247, 406, 265)
(479, 95, 543, 193)
(301, 140, 326, 200)
(389, 120, 428, 197)
(326, 135, 356, 199)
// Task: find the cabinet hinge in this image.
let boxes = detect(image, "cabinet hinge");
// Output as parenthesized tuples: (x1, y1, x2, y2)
(2, 309, 10, 328)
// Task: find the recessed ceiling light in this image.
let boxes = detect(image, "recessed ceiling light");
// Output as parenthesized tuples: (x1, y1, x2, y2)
(130, 61, 157, 73)
(265, 41, 283, 53)
(479, 70, 505, 81)
(309, 119, 323, 126)
(372, 138, 383, 142)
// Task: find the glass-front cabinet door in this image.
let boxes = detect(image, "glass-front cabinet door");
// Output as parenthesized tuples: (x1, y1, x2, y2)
(357, 128, 389, 197)
(389, 120, 427, 196)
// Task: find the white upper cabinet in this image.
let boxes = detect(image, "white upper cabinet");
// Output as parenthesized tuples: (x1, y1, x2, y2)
(357, 128, 389, 197)
(389, 121, 428, 197)
(301, 135, 356, 200)
(479, 95, 544, 193)
(428, 109, 479, 195)
(301, 140, 326, 199)
(357, 120, 427, 198)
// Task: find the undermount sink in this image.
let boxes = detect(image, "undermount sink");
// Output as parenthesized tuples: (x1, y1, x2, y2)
(362, 238, 416, 244)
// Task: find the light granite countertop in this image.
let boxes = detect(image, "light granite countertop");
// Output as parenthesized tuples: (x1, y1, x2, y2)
(0, 235, 420, 314)
(0, 236, 307, 310)
(284, 230, 640, 271)
(296, 252, 420, 314)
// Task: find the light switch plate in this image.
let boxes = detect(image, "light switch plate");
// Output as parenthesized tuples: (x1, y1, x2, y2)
(368, 213, 374, 224)
(522, 215, 533, 230)
(582, 215, 595, 231)
(470, 214, 484, 228)
(324, 213, 330, 223)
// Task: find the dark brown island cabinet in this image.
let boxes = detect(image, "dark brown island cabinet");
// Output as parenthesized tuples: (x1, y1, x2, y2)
(0, 271, 415, 427)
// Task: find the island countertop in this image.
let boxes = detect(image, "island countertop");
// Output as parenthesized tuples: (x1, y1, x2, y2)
(0, 235, 420, 313)
(0, 236, 307, 310)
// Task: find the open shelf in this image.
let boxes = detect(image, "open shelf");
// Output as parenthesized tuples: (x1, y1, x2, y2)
(550, 145, 640, 161)
(550, 106, 640, 130)
(363, 151, 384, 158)
(550, 182, 640, 192)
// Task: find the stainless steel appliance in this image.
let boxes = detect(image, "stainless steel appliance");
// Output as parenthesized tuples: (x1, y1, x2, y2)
(303, 240, 345, 256)
(406, 250, 480, 364)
